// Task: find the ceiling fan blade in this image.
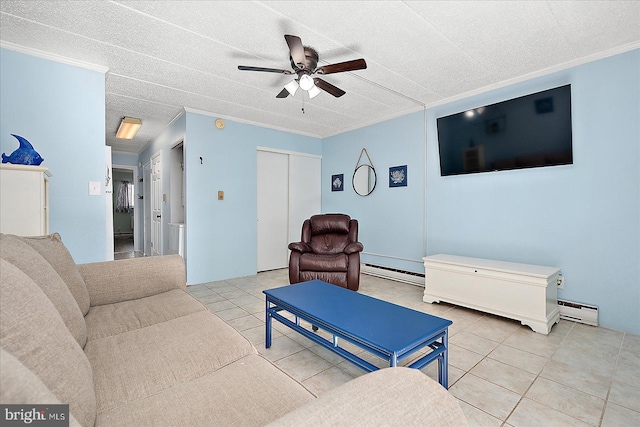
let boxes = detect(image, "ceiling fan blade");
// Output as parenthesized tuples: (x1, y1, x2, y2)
(313, 78, 346, 98)
(238, 65, 293, 74)
(315, 58, 367, 75)
(284, 34, 305, 68)
(276, 88, 290, 98)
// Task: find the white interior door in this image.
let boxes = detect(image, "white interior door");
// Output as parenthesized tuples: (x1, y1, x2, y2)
(105, 146, 114, 260)
(151, 152, 162, 256)
(257, 150, 289, 271)
(143, 163, 152, 256)
(288, 155, 321, 244)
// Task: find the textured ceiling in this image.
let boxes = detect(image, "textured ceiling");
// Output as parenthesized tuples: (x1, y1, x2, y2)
(1, 1, 638, 154)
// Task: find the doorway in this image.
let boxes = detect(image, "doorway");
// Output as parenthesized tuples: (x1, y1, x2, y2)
(112, 166, 142, 260)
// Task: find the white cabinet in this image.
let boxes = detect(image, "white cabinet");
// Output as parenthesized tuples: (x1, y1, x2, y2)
(0, 164, 51, 236)
(423, 254, 560, 334)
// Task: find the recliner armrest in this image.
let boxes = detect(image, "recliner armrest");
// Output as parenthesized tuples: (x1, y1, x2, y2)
(288, 242, 312, 253)
(344, 242, 364, 254)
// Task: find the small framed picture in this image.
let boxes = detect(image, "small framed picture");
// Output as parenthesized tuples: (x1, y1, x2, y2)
(389, 165, 407, 187)
(331, 174, 344, 191)
(485, 116, 505, 134)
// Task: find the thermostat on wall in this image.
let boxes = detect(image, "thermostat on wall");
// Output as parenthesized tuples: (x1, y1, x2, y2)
(215, 119, 225, 129)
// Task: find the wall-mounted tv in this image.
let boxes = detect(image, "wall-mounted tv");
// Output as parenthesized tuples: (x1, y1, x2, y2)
(437, 84, 572, 176)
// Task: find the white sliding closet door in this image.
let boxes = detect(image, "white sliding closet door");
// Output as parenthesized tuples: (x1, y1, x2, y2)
(257, 151, 289, 271)
(257, 149, 321, 272)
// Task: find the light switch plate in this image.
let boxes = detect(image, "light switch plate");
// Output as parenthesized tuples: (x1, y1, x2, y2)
(218, 191, 224, 200)
(89, 181, 101, 196)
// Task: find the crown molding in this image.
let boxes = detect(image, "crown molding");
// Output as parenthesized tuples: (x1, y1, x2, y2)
(183, 107, 322, 139)
(0, 41, 109, 73)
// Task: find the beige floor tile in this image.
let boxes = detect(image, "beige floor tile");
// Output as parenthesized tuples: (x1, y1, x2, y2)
(188, 287, 215, 297)
(217, 288, 251, 299)
(285, 330, 315, 348)
(618, 347, 640, 368)
(622, 333, 640, 353)
(551, 344, 617, 377)
(601, 402, 640, 427)
(525, 377, 604, 426)
(507, 398, 591, 427)
(420, 362, 465, 387)
(613, 359, 640, 386)
(463, 314, 520, 343)
(540, 359, 611, 400)
(450, 331, 500, 356)
(215, 307, 249, 321)
(258, 335, 306, 362)
(228, 294, 263, 308)
(487, 344, 549, 375)
(205, 300, 236, 312)
(448, 343, 484, 371)
(449, 374, 521, 420)
(334, 360, 367, 378)
(226, 314, 263, 332)
(196, 293, 225, 304)
(470, 358, 536, 395)
(608, 380, 640, 412)
(457, 401, 502, 427)
(307, 344, 347, 365)
(242, 301, 265, 314)
(502, 329, 560, 358)
(302, 366, 354, 396)
(275, 349, 333, 382)
(240, 324, 281, 346)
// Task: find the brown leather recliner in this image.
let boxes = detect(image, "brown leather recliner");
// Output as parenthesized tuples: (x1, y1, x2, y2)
(288, 213, 364, 291)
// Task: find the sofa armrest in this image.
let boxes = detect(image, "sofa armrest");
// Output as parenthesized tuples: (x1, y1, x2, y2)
(269, 367, 468, 427)
(78, 255, 186, 307)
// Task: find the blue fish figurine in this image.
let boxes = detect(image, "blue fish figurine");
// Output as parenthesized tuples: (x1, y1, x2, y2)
(1, 134, 44, 165)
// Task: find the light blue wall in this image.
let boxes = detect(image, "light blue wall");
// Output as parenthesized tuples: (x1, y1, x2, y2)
(184, 112, 322, 284)
(112, 151, 138, 167)
(322, 112, 426, 274)
(323, 50, 638, 333)
(0, 48, 106, 263)
(425, 50, 639, 334)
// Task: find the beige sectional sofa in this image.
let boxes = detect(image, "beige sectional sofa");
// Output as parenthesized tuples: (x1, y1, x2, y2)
(0, 233, 467, 426)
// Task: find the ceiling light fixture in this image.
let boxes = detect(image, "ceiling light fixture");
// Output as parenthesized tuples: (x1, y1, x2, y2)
(284, 80, 299, 96)
(308, 85, 321, 99)
(116, 117, 142, 140)
(298, 74, 314, 91)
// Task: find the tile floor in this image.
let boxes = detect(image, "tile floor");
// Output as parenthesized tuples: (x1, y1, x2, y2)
(113, 234, 144, 260)
(187, 269, 640, 427)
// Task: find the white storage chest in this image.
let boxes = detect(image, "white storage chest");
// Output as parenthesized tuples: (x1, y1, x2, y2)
(423, 254, 560, 334)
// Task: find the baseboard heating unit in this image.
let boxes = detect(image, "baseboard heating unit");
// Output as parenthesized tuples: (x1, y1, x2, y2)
(557, 299, 598, 326)
(361, 263, 424, 286)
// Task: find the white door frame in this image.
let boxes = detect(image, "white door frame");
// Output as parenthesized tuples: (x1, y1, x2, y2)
(112, 164, 139, 251)
(151, 151, 163, 256)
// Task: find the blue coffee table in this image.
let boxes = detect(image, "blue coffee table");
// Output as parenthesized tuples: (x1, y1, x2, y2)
(263, 280, 453, 388)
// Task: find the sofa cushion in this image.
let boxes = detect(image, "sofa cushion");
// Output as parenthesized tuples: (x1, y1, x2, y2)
(79, 255, 186, 306)
(84, 289, 206, 341)
(0, 234, 87, 348)
(0, 348, 82, 427)
(21, 233, 91, 315)
(0, 259, 96, 427)
(85, 310, 255, 414)
(95, 354, 314, 427)
(269, 367, 468, 427)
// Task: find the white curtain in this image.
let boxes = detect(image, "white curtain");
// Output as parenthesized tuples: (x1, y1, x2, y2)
(116, 181, 134, 213)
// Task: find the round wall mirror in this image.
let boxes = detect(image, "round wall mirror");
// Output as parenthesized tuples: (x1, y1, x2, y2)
(352, 164, 377, 196)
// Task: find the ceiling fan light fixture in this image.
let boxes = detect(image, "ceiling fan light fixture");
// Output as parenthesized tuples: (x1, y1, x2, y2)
(299, 74, 314, 91)
(308, 85, 321, 99)
(284, 80, 299, 96)
(116, 117, 142, 140)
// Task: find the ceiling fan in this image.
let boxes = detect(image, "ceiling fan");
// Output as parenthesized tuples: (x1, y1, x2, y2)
(238, 34, 367, 99)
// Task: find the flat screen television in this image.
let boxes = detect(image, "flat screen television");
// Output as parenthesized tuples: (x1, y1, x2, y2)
(436, 84, 572, 176)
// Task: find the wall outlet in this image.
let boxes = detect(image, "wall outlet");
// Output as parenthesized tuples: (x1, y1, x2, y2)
(557, 274, 565, 289)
